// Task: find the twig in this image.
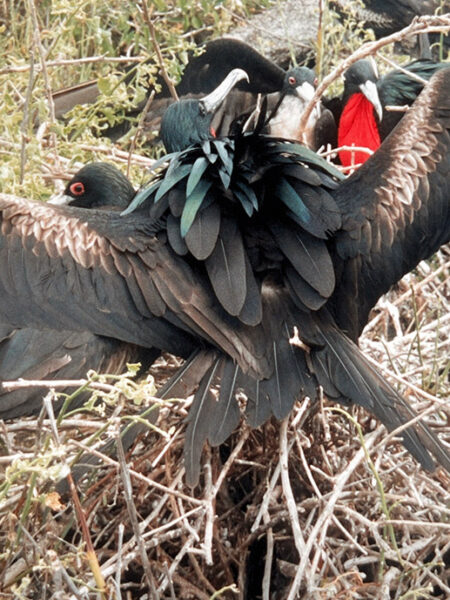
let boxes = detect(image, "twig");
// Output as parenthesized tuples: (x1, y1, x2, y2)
(286, 430, 379, 598)
(0, 55, 147, 75)
(42, 394, 107, 598)
(71, 439, 202, 504)
(261, 507, 274, 600)
(114, 523, 124, 597)
(127, 90, 155, 178)
(117, 434, 158, 595)
(141, 0, 179, 102)
(377, 53, 428, 85)
(19, 49, 35, 184)
(27, 0, 58, 161)
(202, 457, 214, 565)
(279, 418, 307, 557)
(1, 377, 120, 393)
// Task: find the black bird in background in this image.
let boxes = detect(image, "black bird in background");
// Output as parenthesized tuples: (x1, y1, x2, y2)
(331, 0, 450, 51)
(0, 163, 159, 420)
(53, 38, 325, 148)
(0, 68, 449, 485)
(328, 56, 449, 167)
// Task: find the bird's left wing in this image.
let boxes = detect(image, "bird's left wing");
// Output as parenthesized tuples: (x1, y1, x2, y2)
(331, 67, 450, 340)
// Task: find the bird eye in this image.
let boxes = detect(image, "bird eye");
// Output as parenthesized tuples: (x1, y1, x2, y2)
(288, 76, 296, 86)
(70, 182, 85, 196)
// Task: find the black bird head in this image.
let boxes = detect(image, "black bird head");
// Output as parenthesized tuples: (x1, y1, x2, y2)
(160, 68, 249, 152)
(343, 59, 383, 120)
(265, 66, 319, 145)
(48, 162, 135, 209)
(283, 66, 317, 102)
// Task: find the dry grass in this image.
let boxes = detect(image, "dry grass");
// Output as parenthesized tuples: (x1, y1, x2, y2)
(0, 245, 448, 599)
(0, 3, 449, 598)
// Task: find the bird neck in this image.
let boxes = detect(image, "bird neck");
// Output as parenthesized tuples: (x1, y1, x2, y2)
(338, 92, 381, 168)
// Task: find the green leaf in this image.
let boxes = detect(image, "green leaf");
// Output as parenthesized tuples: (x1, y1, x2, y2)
(180, 179, 213, 237)
(186, 156, 209, 196)
(276, 178, 311, 224)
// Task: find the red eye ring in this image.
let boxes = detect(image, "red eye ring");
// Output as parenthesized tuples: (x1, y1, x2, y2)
(288, 76, 296, 85)
(69, 182, 85, 196)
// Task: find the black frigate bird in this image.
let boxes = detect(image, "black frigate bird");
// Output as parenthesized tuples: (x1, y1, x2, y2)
(0, 163, 160, 420)
(52, 38, 325, 148)
(328, 57, 449, 167)
(0, 68, 449, 485)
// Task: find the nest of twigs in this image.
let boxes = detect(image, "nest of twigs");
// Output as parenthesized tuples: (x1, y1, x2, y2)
(0, 247, 448, 599)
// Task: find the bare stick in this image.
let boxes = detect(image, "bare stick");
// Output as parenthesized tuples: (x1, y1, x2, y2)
(0, 55, 147, 75)
(42, 394, 107, 598)
(279, 418, 307, 556)
(117, 434, 158, 595)
(286, 431, 379, 599)
(19, 49, 35, 184)
(141, 0, 179, 102)
(127, 90, 155, 178)
(27, 0, 58, 159)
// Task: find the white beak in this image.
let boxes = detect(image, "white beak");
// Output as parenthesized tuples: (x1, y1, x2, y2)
(47, 192, 72, 206)
(359, 80, 383, 121)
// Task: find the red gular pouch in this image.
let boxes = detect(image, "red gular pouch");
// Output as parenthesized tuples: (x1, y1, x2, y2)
(338, 92, 381, 168)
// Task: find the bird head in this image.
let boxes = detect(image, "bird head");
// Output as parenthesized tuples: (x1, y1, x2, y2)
(343, 59, 383, 121)
(48, 162, 135, 209)
(284, 66, 317, 105)
(160, 68, 249, 152)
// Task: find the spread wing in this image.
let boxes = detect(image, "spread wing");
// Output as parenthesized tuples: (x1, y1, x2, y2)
(331, 67, 450, 340)
(0, 195, 272, 375)
(0, 325, 157, 419)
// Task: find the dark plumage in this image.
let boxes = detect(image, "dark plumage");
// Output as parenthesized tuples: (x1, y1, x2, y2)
(0, 163, 157, 420)
(331, 0, 449, 51)
(160, 69, 249, 152)
(328, 57, 449, 167)
(52, 39, 326, 148)
(0, 69, 449, 486)
(57, 162, 136, 209)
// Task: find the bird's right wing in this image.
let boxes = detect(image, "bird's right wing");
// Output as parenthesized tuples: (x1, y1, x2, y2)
(0, 195, 272, 375)
(331, 67, 450, 340)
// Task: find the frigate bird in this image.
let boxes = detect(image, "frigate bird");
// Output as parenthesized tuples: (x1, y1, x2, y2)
(328, 57, 449, 167)
(0, 163, 159, 420)
(53, 38, 326, 148)
(0, 68, 449, 485)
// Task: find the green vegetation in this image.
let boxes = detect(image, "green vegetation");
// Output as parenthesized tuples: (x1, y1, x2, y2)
(0, 0, 270, 197)
(0, 2, 449, 598)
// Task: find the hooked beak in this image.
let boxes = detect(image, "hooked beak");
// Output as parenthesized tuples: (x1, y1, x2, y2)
(200, 68, 249, 114)
(359, 80, 382, 121)
(47, 192, 72, 206)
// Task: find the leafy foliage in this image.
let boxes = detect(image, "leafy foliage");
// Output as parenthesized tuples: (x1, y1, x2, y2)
(0, 0, 270, 198)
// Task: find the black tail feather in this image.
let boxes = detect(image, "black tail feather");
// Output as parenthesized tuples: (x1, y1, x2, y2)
(310, 320, 450, 473)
